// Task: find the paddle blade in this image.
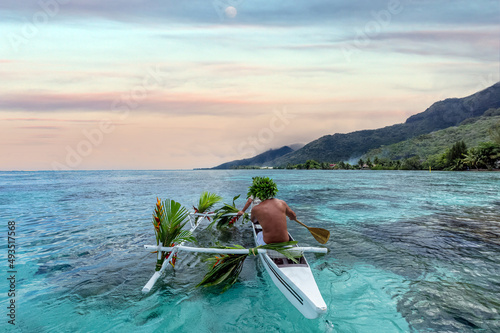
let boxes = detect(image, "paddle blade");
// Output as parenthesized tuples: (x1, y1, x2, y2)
(309, 227, 330, 244)
(294, 219, 330, 244)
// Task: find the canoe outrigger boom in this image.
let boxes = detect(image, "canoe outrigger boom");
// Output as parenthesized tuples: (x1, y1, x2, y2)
(143, 244, 328, 254)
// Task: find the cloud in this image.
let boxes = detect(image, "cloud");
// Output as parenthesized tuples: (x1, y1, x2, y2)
(271, 26, 499, 61)
(17, 125, 61, 130)
(29, 134, 58, 139)
(370, 29, 499, 52)
(0, 92, 113, 112)
(2, 117, 104, 123)
(0, 90, 277, 115)
(1, 89, 412, 116)
(372, 29, 498, 43)
(192, 62, 350, 77)
(1, 0, 498, 27)
(361, 28, 499, 60)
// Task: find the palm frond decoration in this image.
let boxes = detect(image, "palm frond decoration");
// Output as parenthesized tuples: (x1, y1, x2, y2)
(196, 245, 247, 292)
(152, 197, 196, 270)
(197, 241, 299, 292)
(212, 195, 249, 229)
(193, 192, 222, 220)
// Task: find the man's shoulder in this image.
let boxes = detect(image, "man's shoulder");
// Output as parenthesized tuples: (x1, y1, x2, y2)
(274, 198, 287, 205)
(251, 203, 263, 213)
(270, 198, 288, 209)
(263, 198, 286, 205)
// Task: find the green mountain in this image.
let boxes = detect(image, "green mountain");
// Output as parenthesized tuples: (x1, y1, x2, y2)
(364, 110, 500, 161)
(270, 82, 500, 166)
(212, 145, 294, 169)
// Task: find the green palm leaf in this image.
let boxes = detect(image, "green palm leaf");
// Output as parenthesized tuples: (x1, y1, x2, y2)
(197, 241, 300, 292)
(212, 195, 249, 229)
(194, 191, 222, 214)
(174, 229, 197, 245)
(151, 198, 196, 270)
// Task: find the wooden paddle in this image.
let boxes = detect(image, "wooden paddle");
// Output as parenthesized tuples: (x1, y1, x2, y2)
(294, 219, 330, 244)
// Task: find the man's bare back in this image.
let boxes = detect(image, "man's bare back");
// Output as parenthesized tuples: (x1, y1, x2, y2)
(251, 198, 296, 244)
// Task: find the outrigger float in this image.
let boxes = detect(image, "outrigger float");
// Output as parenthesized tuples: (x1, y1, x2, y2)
(142, 210, 328, 319)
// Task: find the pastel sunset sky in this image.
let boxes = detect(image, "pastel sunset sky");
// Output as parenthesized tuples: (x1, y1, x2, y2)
(1, 0, 499, 170)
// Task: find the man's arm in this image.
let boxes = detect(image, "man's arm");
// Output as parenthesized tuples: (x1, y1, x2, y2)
(284, 201, 297, 221)
(238, 197, 253, 216)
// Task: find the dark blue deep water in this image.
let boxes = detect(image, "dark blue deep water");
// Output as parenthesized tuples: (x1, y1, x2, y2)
(1, 170, 499, 332)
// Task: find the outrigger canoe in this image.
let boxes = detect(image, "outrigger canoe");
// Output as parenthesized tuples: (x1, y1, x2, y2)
(251, 222, 327, 319)
(143, 212, 328, 319)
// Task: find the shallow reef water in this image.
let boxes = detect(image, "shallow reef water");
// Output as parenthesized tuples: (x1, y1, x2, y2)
(1, 170, 499, 332)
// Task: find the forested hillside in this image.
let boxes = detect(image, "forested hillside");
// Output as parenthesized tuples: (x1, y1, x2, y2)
(271, 82, 500, 166)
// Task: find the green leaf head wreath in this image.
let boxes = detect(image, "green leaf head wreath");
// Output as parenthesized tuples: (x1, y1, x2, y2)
(246, 176, 278, 201)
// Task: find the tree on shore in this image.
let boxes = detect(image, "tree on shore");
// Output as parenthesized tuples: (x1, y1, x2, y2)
(366, 158, 373, 168)
(400, 156, 422, 170)
(463, 148, 482, 171)
(278, 137, 499, 171)
(357, 158, 364, 169)
(305, 159, 321, 169)
(445, 141, 468, 170)
(476, 142, 500, 170)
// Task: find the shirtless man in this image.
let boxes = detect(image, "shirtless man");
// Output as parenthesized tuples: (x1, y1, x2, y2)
(237, 177, 297, 245)
(250, 198, 296, 245)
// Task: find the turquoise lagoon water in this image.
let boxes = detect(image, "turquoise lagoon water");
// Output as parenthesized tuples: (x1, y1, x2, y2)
(1, 170, 499, 332)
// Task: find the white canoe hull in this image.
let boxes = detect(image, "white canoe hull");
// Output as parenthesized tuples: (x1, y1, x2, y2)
(252, 223, 327, 319)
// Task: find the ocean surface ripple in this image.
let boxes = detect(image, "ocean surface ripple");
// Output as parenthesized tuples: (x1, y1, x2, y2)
(1, 170, 499, 332)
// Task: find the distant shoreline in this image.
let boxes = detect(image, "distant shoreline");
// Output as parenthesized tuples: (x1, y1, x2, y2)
(1, 168, 499, 173)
